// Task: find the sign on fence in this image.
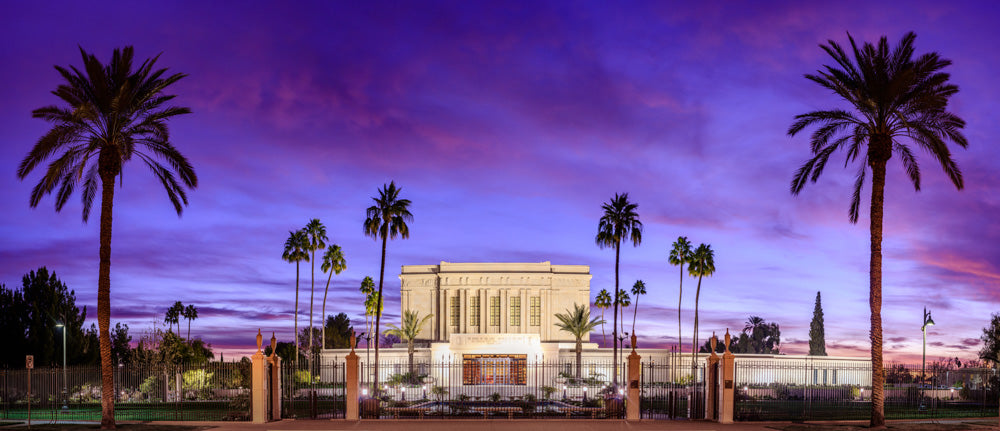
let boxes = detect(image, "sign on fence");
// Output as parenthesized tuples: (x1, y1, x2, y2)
(26, 355, 34, 369)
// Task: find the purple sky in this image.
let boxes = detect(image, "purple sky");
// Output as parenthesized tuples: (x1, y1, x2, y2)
(1, 1, 998, 363)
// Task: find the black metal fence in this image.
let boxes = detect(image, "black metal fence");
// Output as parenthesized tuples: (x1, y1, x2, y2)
(356, 360, 627, 419)
(280, 359, 345, 419)
(640, 361, 706, 420)
(734, 359, 999, 421)
(0, 361, 251, 422)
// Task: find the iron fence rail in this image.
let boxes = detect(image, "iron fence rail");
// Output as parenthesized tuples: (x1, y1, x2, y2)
(734, 359, 999, 421)
(639, 362, 707, 420)
(1, 362, 251, 422)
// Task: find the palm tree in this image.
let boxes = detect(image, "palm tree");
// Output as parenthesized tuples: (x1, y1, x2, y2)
(669, 237, 693, 353)
(616, 290, 631, 338)
(789, 32, 968, 427)
(320, 244, 347, 349)
(595, 193, 642, 387)
(363, 181, 413, 391)
(359, 276, 377, 338)
(282, 229, 309, 364)
(554, 303, 604, 378)
(384, 310, 433, 374)
(688, 243, 715, 371)
(17, 46, 195, 429)
(165, 302, 183, 334)
(630, 280, 646, 335)
(594, 289, 612, 344)
(302, 219, 328, 362)
(183, 304, 198, 339)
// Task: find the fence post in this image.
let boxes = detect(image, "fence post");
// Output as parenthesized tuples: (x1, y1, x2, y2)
(345, 332, 360, 420)
(720, 329, 735, 424)
(706, 333, 720, 421)
(252, 329, 267, 424)
(268, 333, 282, 421)
(627, 334, 641, 421)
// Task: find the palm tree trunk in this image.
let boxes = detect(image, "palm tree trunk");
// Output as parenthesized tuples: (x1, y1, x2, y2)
(691, 275, 702, 373)
(677, 263, 684, 385)
(322, 270, 333, 349)
(631, 294, 639, 335)
(309, 250, 316, 368)
(576, 339, 582, 378)
(869, 161, 887, 428)
(294, 262, 300, 365)
(408, 341, 415, 375)
(613, 242, 620, 387)
(187, 319, 191, 339)
(374, 234, 388, 392)
(98, 171, 116, 429)
(600, 308, 606, 344)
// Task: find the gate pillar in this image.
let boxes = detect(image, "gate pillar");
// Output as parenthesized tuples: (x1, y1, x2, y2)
(252, 329, 268, 424)
(626, 334, 641, 421)
(345, 331, 360, 420)
(720, 329, 736, 424)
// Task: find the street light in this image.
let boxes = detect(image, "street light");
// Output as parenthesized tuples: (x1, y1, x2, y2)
(921, 307, 935, 404)
(55, 323, 67, 410)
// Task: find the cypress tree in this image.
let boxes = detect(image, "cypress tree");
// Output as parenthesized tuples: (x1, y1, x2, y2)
(809, 291, 827, 356)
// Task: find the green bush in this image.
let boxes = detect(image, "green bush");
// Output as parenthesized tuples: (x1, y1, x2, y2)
(139, 375, 164, 401)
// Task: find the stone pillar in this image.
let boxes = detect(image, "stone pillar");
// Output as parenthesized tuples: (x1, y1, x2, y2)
(345, 331, 360, 420)
(251, 329, 267, 424)
(705, 333, 720, 421)
(720, 330, 736, 424)
(268, 333, 282, 421)
(626, 335, 641, 421)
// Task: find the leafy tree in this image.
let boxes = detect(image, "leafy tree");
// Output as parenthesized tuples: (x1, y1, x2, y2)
(264, 341, 298, 364)
(979, 313, 1000, 365)
(809, 292, 827, 356)
(384, 310, 433, 374)
(17, 46, 195, 429)
(282, 229, 309, 364)
(789, 32, 968, 427)
(0, 268, 89, 367)
(302, 219, 328, 361)
(554, 303, 604, 377)
(739, 316, 781, 354)
(630, 280, 646, 335)
(380, 333, 401, 348)
(182, 304, 198, 339)
(594, 289, 612, 344)
(320, 244, 346, 349)
(324, 312, 354, 349)
(363, 181, 413, 391)
(158, 331, 213, 365)
(699, 336, 737, 354)
(688, 244, 715, 370)
(110, 322, 131, 365)
(595, 192, 642, 387)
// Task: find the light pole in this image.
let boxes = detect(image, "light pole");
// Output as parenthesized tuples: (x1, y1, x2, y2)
(55, 323, 67, 410)
(921, 307, 935, 405)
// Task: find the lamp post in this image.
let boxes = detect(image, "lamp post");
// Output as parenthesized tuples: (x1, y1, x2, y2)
(921, 307, 935, 405)
(618, 332, 629, 385)
(55, 323, 67, 410)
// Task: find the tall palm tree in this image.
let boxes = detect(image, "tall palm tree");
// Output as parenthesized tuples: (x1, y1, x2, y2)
(363, 181, 413, 391)
(359, 276, 377, 338)
(595, 193, 642, 387)
(17, 46, 195, 429)
(384, 310, 433, 374)
(165, 301, 183, 334)
(554, 303, 604, 378)
(320, 244, 346, 349)
(616, 290, 631, 338)
(594, 289, 612, 344)
(302, 219, 328, 362)
(183, 304, 198, 339)
(282, 229, 309, 364)
(688, 243, 715, 371)
(669, 237, 693, 353)
(630, 280, 646, 335)
(789, 32, 967, 427)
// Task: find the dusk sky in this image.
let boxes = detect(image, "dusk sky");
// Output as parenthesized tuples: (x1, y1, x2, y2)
(1, 1, 998, 363)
